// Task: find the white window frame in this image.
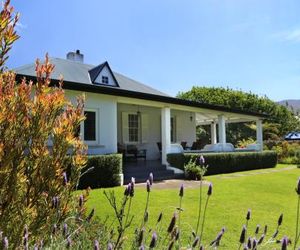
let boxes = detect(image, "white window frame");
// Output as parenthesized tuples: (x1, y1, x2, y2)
(128, 113, 140, 144)
(81, 108, 99, 145)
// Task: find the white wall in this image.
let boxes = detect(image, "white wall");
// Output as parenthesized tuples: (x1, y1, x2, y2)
(65, 90, 118, 155)
(117, 104, 196, 160)
(171, 110, 196, 147)
(117, 104, 161, 160)
(94, 65, 117, 86)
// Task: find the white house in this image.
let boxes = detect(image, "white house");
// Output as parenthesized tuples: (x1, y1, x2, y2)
(15, 50, 266, 166)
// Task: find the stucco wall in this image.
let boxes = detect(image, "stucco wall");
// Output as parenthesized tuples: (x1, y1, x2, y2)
(65, 90, 118, 155)
(117, 104, 196, 160)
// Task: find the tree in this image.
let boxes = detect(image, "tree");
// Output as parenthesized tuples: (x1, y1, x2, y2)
(0, 1, 87, 246)
(177, 86, 300, 145)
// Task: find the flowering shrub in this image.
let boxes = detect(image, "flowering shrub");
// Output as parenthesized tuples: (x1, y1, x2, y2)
(184, 155, 208, 180)
(0, 1, 88, 247)
(272, 141, 300, 165)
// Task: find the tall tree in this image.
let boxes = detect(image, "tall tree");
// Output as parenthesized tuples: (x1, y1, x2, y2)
(177, 86, 300, 144)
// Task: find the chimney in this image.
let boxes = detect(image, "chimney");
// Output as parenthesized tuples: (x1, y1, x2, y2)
(66, 49, 84, 63)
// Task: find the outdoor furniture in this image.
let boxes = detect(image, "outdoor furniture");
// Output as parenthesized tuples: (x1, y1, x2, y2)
(181, 141, 187, 150)
(200, 143, 234, 152)
(118, 143, 147, 161)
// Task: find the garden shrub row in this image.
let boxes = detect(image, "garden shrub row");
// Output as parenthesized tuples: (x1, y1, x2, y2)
(167, 151, 277, 175)
(77, 154, 123, 189)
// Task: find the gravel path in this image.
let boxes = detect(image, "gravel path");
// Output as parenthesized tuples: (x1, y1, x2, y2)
(135, 179, 210, 190)
(134, 166, 297, 189)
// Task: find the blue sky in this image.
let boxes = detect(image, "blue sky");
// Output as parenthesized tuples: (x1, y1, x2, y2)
(7, 0, 300, 101)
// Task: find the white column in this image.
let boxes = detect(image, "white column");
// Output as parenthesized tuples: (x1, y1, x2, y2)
(211, 122, 217, 144)
(161, 107, 171, 165)
(218, 115, 226, 144)
(256, 120, 263, 151)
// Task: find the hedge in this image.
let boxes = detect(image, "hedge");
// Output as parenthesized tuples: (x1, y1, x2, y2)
(167, 151, 277, 175)
(77, 154, 123, 189)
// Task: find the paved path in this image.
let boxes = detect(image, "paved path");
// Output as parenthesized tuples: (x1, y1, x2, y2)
(134, 166, 297, 189)
(215, 166, 297, 179)
(135, 179, 210, 190)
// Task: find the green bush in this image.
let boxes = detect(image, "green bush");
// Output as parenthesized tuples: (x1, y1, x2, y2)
(78, 154, 123, 189)
(184, 158, 207, 180)
(167, 151, 277, 175)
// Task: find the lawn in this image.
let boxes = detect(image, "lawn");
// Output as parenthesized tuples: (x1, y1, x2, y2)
(85, 164, 300, 249)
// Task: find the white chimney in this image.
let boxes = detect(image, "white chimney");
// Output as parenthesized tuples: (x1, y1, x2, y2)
(66, 49, 84, 63)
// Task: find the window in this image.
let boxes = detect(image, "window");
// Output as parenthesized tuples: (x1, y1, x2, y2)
(84, 111, 96, 141)
(128, 114, 139, 142)
(102, 76, 109, 84)
(171, 117, 176, 143)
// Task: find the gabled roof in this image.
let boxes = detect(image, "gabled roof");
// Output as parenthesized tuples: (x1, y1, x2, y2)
(88, 61, 120, 87)
(15, 57, 169, 97)
(14, 57, 268, 119)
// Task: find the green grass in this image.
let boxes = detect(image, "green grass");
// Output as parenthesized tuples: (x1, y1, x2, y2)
(84, 164, 300, 249)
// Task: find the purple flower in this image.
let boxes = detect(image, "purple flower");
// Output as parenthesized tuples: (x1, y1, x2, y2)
(168, 241, 174, 250)
(3, 237, 8, 249)
(157, 212, 163, 223)
(79, 194, 84, 208)
(207, 183, 213, 196)
(139, 245, 145, 250)
(239, 225, 247, 244)
(94, 240, 99, 250)
(210, 227, 225, 246)
(66, 236, 72, 248)
(52, 196, 59, 209)
(179, 184, 184, 197)
(192, 236, 199, 247)
(278, 213, 283, 226)
(63, 223, 68, 237)
(252, 238, 258, 249)
(87, 208, 95, 222)
(149, 173, 153, 185)
(167, 213, 177, 233)
(52, 224, 57, 235)
(199, 155, 205, 166)
(146, 180, 151, 193)
(149, 232, 157, 248)
(24, 225, 28, 237)
(199, 245, 204, 250)
(107, 242, 113, 250)
(255, 224, 260, 234)
(296, 177, 300, 195)
(63, 172, 68, 185)
(258, 234, 265, 245)
(247, 237, 251, 249)
(23, 233, 28, 250)
(124, 183, 131, 196)
(246, 209, 251, 220)
(272, 229, 279, 238)
(175, 228, 180, 241)
(281, 236, 288, 250)
(138, 228, 145, 246)
(130, 177, 135, 197)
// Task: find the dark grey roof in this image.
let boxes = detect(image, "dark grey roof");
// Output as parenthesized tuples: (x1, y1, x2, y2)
(14, 57, 169, 97)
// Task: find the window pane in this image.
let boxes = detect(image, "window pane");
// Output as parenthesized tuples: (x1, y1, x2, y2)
(84, 111, 96, 141)
(128, 114, 139, 142)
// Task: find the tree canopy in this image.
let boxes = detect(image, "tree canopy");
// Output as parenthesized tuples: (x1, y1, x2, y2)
(177, 86, 300, 139)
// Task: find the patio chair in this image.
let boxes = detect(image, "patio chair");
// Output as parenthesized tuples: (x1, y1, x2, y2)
(125, 144, 147, 161)
(181, 141, 187, 150)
